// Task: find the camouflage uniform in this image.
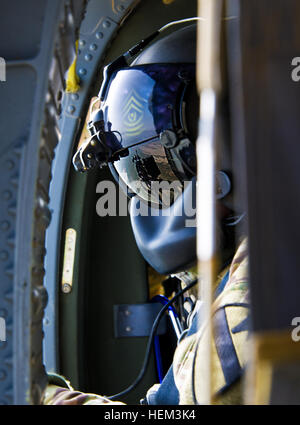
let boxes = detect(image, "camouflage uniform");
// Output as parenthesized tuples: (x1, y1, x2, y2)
(43, 238, 249, 405)
(171, 237, 249, 404)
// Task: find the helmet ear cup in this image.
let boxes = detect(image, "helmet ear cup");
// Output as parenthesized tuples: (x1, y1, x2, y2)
(216, 170, 231, 200)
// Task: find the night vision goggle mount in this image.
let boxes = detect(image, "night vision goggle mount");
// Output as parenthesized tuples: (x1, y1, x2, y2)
(72, 109, 129, 173)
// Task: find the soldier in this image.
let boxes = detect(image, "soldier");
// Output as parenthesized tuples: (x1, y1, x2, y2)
(44, 21, 249, 405)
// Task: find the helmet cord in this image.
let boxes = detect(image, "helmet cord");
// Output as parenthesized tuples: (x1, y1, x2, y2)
(107, 278, 198, 401)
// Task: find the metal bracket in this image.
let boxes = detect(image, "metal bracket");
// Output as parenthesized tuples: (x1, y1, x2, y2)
(61, 228, 76, 294)
(114, 303, 167, 338)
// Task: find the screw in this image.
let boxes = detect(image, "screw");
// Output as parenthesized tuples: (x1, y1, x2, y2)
(160, 130, 177, 148)
(62, 283, 71, 294)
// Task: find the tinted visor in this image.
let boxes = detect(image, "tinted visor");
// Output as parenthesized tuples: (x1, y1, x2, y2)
(101, 64, 196, 206)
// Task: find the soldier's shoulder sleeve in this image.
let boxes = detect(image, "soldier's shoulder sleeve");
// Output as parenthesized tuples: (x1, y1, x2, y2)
(172, 239, 250, 405)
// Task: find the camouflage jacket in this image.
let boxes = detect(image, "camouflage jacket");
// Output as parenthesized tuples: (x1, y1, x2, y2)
(171, 237, 249, 404)
(43, 238, 249, 405)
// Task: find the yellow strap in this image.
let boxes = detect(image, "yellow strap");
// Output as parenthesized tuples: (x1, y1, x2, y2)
(66, 40, 80, 93)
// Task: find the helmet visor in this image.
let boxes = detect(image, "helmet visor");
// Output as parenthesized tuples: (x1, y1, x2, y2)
(101, 64, 196, 206)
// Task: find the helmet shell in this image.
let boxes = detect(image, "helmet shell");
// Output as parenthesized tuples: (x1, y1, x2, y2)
(133, 24, 197, 65)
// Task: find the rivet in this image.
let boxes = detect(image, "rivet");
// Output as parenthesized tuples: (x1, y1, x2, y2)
(96, 32, 104, 39)
(125, 326, 132, 332)
(68, 105, 76, 114)
(79, 39, 86, 47)
(117, 4, 125, 12)
(71, 93, 79, 101)
(124, 310, 131, 316)
(85, 53, 93, 61)
(78, 68, 87, 76)
(89, 43, 97, 51)
(103, 20, 111, 28)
